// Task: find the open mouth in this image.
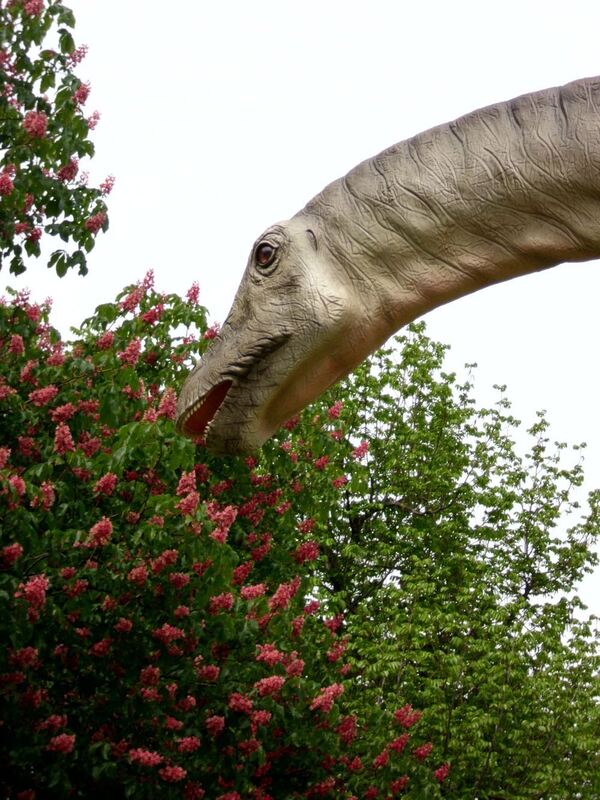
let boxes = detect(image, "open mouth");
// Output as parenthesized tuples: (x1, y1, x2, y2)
(181, 380, 233, 438)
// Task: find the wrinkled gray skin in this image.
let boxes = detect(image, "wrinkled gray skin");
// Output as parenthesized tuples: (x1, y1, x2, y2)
(177, 76, 600, 454)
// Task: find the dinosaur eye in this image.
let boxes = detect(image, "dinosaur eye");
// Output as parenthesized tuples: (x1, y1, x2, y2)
(255, 242, 277, 269)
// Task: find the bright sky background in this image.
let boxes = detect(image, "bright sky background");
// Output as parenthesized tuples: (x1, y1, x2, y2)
(12, 0, 600, 615)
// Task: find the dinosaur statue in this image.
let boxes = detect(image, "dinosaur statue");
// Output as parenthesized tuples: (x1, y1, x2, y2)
(176, 76, 600, 455)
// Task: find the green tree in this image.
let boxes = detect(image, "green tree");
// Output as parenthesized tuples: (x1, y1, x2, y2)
(281, 325, 600, 799)
(0, 0, 110, 276)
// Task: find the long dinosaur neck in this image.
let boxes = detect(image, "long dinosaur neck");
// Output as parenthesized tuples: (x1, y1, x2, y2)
(300, 76, 600, 330)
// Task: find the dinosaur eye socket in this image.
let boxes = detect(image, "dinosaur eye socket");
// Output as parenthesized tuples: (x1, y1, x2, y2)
(255, 242, 277, 269)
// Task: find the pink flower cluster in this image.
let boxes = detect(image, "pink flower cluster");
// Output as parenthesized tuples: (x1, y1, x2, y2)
(23, 0, 44, 16)
(254, 675, 285, 697)
(84, 211, 106, 234)
(310, 683, 344, 713)
(28, 385, 58, 406)
(294, 540, 320, 563)
(0, 173, 14, 196)
(23, 110, 48, 138)
(46, 733, 75, 754)
(268, 576, 301, 611)
(15, 573, 49, 609)
(84, 517, 113, 547)
(117, 338, 141, 365)
(394, 704, 422, 729)
(209, 592, 234, 615)
(129, 747, 163, 767)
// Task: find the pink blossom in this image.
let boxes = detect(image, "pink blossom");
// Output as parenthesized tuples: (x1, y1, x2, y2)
(186, 282, 200, 304)
(37, 713, 67, 731)
(54, 422, 75, 454)
(96, 331, 114, 350)
(174, 605, 189, 618)
(10, 646, 39, 668)
(209, 592, 234, 615)
(314, 455, 329, 470)
(72, 82, 90, 105)
(57, 158, 78, 182)
(240, 583, 267, 601)
(412, 742, 433, 762)
(100, 175, 115, 195)
(84, 517, 113, 547)
(151, 548, 178, 573)
(46, 733, 75, 754)
(203, 322, 220, 340)
(90, 637, 112, 657)
(23, 110, 48, 138)
(87, 110, 101, 129)
(165, 716, 183, 731)
(177, 736, 201, 753)
(294, 540, 320, 563)
(336, 715, 357, 745)
(434, 763, 450, 782)
(196, 664, 220, 681)
(0, 173, 14, 196)
(15, 573, 49, 609)
(114, 617, 133, 633)
(169, 572, 190, 589)
(28, 385, 58, 406)
(50, 403, 76, 422)
(24, 0, 44, 15)
(327, 400, 344, 419)
(394, 704, 422, 729)
(140, 665, 160, 686)
(157, 388, 177, 419)
(84, 210, 106, 234)
(117, 337, 141, 365)
(251, 709, 272, 726)
(0, 446, 11, 468)
(232, 561, 253, 584)
(140, 303, 164, 325)
(372, 749, 389, 768)
(152, 623, 184, 644)
(389, 733, 410, 753)
(351, 440, 369, 460)
(268, 576, 301, 611)
(93, 472, 118, 496)
(285, 657, 304, 677)
(309, 683, 344, 713)
(176, 470, 196, 496)
(128, 565, 149, 585)
(256, 643, 284, 666)
(228, 692, 254, 714)
(254, 675, 285, 697)
(176, 491, 199, 516)
(332, 475, 348, 489)
(38, 481, 55, 510)
(8, 474, 26, 496)
(205, 715, 225, 737)
(129, 748, 163, 767)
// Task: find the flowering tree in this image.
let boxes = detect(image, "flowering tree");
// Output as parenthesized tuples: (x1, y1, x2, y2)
(0, 0, 111, 276)
(0, 279, 450, 799)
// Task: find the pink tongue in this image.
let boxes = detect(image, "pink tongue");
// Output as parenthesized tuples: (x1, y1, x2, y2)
(184, 381, 232, 437)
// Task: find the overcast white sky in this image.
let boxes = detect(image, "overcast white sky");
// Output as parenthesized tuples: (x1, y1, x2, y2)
(12, 0, 600, 614)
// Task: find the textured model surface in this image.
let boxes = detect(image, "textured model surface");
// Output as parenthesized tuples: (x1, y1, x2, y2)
(177, 76, 600, 454)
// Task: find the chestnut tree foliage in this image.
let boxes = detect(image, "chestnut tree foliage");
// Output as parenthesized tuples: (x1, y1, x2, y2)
(0, 283, 452, 800)
(0, 0, 110, 276)
(0, 284, 598, 800)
